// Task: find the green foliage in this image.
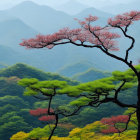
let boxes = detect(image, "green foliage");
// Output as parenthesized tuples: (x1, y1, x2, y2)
(0, 121, 31, 140)
(27, 125, 52, 139)
(0, 77, 24, 97)
(112, 65, 140, 83)
(0, 95, 29, 108)
(58, 86, 81, 97)
(18, 78, 38, 86)
(19, 79, 69, 96)
(1, 63, 140, 140)
(70, 97, 92, 107)
(0, 110, 32, 140)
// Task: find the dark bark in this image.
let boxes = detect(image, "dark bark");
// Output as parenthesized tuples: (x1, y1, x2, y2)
(48, 114, 58, 140)
(136, 77, 140, 140)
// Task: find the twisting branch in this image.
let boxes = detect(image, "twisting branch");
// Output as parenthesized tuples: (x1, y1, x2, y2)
(115, 26, 135, 61)
(114, 80, 126, 99)
(57, 105, 82, 117)
(120, 110, 137, 134)
(98, 46, 139, 77)
(48, 114, 58, 140)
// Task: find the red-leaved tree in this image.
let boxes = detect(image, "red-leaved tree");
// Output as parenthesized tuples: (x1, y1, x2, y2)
(29, 108, 55, 122)
(101, 115, 129, 135)
(20, 11, 140, 139)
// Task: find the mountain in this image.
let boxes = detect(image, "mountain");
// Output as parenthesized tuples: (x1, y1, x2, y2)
(72, 7, 113, 27)
(0, 18, 38, 47)
(101, 0, 140, 14)
(0, 45, 25, 65)
(56, 0, 89, 15)
(58, 61, 96, 77)
(0, 1, 139, 73)
(6, 1, 73, 33)
(0, 11, 16, 22)
(0, 63, 79, 85)
(75, 7, 113, 18)
(72, 68, 111, 82)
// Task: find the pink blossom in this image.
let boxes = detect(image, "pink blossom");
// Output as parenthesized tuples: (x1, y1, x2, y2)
(20, 11, 140, 51)
(85, 15, 98, 22)
(108, 11, 140, 27)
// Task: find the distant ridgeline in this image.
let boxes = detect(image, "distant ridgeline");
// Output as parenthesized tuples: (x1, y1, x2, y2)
(72, 68, 111, 83)
(58, 61, 111, 82)
(0, 1, 139, 72)
(0, 63, 137, 140)
(0, 62, 8, 69)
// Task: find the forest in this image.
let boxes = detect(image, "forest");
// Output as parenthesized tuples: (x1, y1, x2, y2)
(0, 63, 139, 140)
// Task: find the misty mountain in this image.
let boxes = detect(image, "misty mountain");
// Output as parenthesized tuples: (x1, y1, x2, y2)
(102, 0, 140, 14)
(72, 68, 111, 82)
(0, 11, 16, 22)
(6, 1, 73, 34)
(58, 61, 96, 77)
(56, 0, 89, 15)
(75, 7, 113, 18)
(0, 18, 37, 48)
(0, 1, 139, 73)
(0, 45, 23, 65)
(72, 7, 113, 27)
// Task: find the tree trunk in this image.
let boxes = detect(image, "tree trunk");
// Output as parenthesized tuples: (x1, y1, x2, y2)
(136, 77, 140, 140)
(48, 114, 58, 140)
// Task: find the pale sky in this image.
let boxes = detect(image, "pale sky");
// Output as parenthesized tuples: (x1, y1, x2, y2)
(0, 0, 134, 10)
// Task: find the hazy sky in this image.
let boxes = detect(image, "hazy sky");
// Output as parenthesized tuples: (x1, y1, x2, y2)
(0, 0, 134, 10)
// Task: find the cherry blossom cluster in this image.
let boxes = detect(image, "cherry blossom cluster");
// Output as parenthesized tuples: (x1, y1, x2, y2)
(20, 11, 140, 51)
(108, 11, 140, 27)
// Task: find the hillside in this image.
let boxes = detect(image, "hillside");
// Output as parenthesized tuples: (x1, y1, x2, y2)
(0, 63, 79, 85)
(72, 68, 111, 82)
(58, 61, 96, 77)
(0, 63, 137, 139)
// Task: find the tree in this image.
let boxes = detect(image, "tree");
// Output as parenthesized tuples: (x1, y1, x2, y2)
(20, 11, 140, 139)
(18, 79, 85, 140)
(101, 115, 130, 135)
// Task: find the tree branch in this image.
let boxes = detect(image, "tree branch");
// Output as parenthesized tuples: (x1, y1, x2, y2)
(114, 80, 126, 99)
(115, 26, 135, 61)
